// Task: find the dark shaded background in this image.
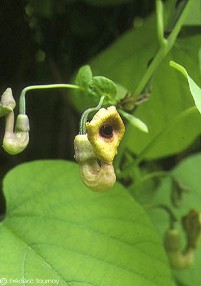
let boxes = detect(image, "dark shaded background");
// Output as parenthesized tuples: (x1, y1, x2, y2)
(0, 0, 155, 215)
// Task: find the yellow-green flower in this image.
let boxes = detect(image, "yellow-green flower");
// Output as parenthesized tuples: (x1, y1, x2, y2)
(86, 106, 125, 163)
(74, 134, 116, 191)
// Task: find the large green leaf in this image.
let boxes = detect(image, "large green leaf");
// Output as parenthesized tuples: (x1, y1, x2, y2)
(184, 0, 201, 26)
(69, 1, 200, 159)
(0, 160, 172, 286)
(124, 35, 201, 159)
(88, 20, 201, 160)
(90, 15, 158, 92)
(83, 4, 201, 160)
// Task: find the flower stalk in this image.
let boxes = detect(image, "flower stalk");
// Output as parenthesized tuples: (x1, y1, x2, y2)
(19, 84, 82, 114)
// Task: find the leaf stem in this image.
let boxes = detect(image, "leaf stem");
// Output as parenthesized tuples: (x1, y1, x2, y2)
(129, 170, 170, 188)
(79, 96, 105, 134)
(156, 0, 167, 47)
(155, 204, 178, 229)
(19, 84, 82, 114)
(133, 0, 194, 98)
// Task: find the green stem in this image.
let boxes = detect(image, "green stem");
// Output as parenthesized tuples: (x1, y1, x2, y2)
(141, 170, 170, 181)
(121, 106, 198, 175)
(79, 96, 105, 134)
(129, 170, 170, 188)
(133, 0, 194, 97)
(155, 204, 178, 229)
(19, 84, 82, 114)
(156, 0, 167, 47)
(144, 203, 177, 230)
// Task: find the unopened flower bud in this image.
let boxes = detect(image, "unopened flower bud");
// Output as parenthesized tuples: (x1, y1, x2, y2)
(0, 88, 16, 117)
(3, 112, 29, 155)
(164, 228, 195, 270)
(182, 209, 201, 249)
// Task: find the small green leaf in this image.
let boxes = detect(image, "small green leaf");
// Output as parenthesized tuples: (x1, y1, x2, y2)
(120, 110, 148, 133)
(71, 65, 94, 111)
(71, 67, 118, 111)
(170, 61, 201, 114)
(88, 76, 117, 103)
(75, 65, 93, 91)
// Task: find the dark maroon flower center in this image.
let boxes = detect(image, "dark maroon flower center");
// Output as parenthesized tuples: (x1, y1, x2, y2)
(99, 124, 113, 138)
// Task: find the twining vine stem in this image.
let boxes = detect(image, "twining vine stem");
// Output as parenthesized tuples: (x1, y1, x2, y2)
(19, 84, 82, 114)
(155, 204, 178, 229)
(156, 0, 167, 47)
(118, 0, 194, 177)
(79, 96, 105, 134)
(133, 0, 194, 98)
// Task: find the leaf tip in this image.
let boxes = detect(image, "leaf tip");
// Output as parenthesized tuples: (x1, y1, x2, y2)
(169, 61, 187, 78)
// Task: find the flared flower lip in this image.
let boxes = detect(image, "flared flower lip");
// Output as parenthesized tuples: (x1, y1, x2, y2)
(86, 106, 125, 163)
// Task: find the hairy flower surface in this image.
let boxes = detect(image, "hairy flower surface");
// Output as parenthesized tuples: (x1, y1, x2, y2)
(86, 106, 125, 163)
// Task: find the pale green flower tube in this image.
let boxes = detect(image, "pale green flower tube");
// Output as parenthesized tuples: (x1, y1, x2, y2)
(74, 134, 116, 191)
(3, 112, 30, 155)
(0, 88, 16, 117)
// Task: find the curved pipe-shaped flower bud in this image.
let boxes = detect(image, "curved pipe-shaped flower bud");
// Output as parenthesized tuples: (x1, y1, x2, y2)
(3, 112, 30, 155)
(74, 134, 116, 191)
(86, 106, 125, 163)
(164, 228, 195, 270)
(80, 160, 116, 192)
(182, 209, 201, 249)
(0, 88, 16, 117)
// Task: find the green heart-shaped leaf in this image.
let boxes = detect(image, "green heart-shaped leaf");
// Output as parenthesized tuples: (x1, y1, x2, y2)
(0, 160, 172, 286)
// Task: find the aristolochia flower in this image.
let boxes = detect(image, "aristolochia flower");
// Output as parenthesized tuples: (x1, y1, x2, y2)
(3, 112, 30, 155)
(86, 106, 125, 163)
(74, 134, 116, 191)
